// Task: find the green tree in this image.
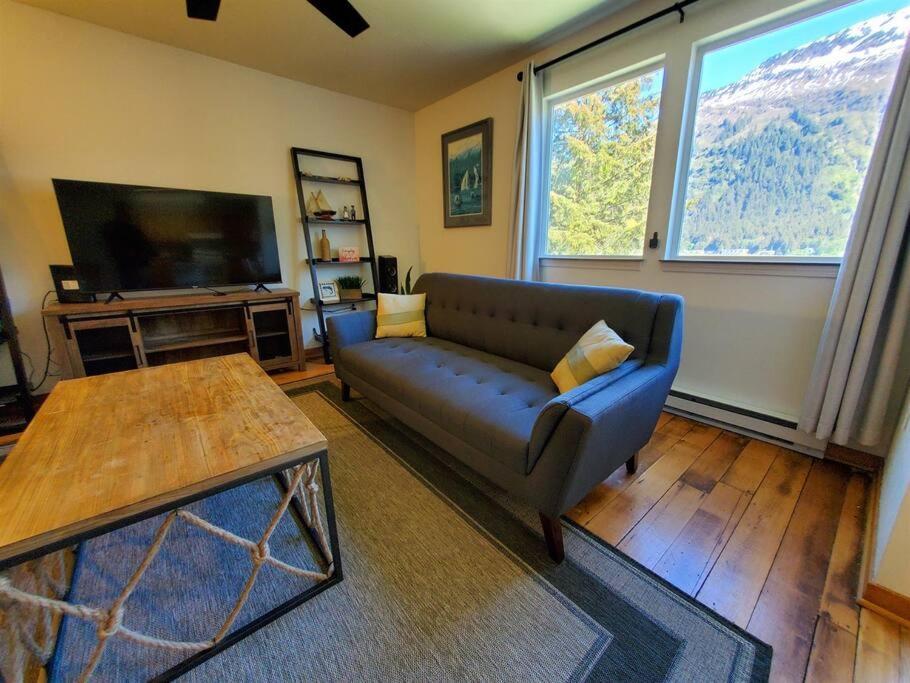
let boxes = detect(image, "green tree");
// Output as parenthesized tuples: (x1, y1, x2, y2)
(547, 72, 661, 256)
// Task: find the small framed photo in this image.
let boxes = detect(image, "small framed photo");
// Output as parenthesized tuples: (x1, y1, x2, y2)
(442, 117, 492, 228)
(338, 246, 360, 262)
(318, 281, 340, 303)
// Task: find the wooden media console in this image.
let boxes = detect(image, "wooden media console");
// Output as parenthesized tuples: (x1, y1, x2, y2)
(43, 288, 305, 379)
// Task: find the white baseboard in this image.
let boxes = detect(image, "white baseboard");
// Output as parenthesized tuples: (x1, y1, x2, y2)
(665, 392, 827, 458)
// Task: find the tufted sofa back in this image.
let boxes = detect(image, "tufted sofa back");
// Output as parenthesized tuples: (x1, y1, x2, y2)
(413, 273, 667, 372)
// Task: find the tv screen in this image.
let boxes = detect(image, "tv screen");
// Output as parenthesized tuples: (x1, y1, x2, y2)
(52, 179, 282, 293)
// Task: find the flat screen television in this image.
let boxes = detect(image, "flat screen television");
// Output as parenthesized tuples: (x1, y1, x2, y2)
(52, 179, 282, 293)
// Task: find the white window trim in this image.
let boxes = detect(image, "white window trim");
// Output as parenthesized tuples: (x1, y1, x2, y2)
(538, 57, 666, 262)
(664, 0, 874, 265)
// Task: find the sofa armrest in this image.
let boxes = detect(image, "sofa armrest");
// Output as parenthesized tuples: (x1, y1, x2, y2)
(647, 293, 684, 370)
(528, 364, 675, 515)
(327, 311, 376, 363)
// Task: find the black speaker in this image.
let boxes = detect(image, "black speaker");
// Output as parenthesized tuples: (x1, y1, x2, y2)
(378, 256, 398, 294)
(49, 265, 95, 304)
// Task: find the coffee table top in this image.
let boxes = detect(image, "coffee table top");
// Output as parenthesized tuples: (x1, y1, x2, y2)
(0, 353, 326, 567)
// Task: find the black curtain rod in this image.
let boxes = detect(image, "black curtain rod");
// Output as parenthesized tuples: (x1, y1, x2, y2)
(517, 0, 700, 82)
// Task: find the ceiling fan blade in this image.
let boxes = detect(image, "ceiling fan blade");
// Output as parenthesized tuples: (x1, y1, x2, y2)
(186, 0, 221, 21)
(307, 0, 369, 38)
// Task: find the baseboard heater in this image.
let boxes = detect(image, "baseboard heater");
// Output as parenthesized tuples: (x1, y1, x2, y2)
(665, 390, 827, 458)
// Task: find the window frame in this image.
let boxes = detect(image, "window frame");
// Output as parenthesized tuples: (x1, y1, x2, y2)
(664, 0, 894, 265)
(539, 58, 666, 261)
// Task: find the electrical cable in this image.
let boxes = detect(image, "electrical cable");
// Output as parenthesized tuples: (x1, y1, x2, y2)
(29, 291, 59, 392)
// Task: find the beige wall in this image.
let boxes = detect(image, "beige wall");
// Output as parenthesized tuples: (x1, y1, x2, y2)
(873, 386, 910, 595)
(0, 0, 418, 390)
(414, 0, 842, 422)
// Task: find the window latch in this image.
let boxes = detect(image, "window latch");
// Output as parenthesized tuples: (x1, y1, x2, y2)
(649, 232, 660, 249)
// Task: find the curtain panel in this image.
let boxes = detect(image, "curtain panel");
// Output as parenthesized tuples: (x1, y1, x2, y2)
(507, 62, 544, 281)
(800, 39, 910, 447)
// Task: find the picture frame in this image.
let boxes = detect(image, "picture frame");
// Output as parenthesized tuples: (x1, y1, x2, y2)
(318, 281, 340, 304)
(338, 246, 360, 262)
(442, 118, 492, 228)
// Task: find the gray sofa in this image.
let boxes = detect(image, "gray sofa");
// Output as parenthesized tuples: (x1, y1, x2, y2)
(327, 273, 683, 562)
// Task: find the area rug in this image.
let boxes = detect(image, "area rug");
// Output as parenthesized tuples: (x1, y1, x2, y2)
(47, 381, 771, 681)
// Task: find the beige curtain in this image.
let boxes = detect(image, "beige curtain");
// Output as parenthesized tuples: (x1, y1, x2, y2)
(800, 40, 910, 447)
(507, 62, 544, 281)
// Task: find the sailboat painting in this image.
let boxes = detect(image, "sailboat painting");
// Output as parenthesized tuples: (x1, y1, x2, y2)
(442, 118, 492, 227)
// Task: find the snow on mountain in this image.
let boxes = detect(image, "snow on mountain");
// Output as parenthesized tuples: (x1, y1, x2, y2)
(702, 8, 910, 109)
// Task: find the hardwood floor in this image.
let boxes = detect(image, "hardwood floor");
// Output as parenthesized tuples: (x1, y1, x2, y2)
(270, 360, 334, 388)
(567, 412, 910, 682)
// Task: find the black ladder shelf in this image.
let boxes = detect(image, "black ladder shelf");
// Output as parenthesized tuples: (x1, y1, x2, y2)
(291, 147, 380, 363)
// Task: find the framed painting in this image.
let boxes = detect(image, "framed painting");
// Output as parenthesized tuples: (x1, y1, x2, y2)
(442, 118, 492, 228)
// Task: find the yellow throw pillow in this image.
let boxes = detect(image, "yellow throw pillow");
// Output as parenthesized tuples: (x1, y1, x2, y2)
(375, 292, 427, 338)
(551, 320, 634, 393)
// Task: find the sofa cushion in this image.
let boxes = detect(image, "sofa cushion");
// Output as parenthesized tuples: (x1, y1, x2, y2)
(338, 336, 559, 474)
(414, 273, 662, 372)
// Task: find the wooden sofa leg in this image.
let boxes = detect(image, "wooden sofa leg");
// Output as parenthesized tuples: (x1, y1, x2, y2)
(341, 382, 351, 402)
(539, 512, 565, 563)
(626, 451, 638, 475)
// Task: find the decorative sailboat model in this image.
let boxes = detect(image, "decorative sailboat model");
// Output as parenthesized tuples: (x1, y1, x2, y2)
(306, 190, 336, 219)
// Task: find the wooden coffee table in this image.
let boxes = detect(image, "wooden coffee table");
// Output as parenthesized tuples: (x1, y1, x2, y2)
(0, 353, 341, 680)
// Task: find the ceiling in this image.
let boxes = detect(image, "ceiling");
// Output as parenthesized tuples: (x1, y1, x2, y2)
(15, 0, 626, 110)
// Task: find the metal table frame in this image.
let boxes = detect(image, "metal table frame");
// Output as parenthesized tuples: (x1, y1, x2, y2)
(1, 448, 342, 682)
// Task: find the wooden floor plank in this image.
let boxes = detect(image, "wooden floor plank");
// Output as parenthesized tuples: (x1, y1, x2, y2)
(804, 473, 870, 683)
(680, 430, 749, 492)
(901, 625, 910, 680)
(616, 480, 706, 568)
(821, 475, 870, 634)
(721, 438, 779, 494)
(680, 422, 722, 450)
(806, 613, 861, 683)
(584, 438, 705, 544)
(696, 448, 812, 627)
(855, 609, 902, 682)
(658, 415, 695, 437)
(566, 430, 680, 525)
(747, 460, 849, 682)
(653, 481, 750, 595)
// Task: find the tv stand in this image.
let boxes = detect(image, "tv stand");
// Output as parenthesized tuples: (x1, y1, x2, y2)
(194, 285, 227, 297)
(44, 288, 305, 379)
(253, 283, 272, 293)
(104, 292, 125, 304)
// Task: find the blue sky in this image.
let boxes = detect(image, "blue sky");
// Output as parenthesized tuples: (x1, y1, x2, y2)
(699, 0, 910, 92)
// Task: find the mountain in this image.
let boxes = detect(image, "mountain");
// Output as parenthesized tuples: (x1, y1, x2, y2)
(680, 9, 910, 257)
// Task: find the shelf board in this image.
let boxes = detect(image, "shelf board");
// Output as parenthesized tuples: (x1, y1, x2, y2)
(310, 293, 377, 306)
(309, 257, 373, 266)
(0, 385, 23, 404)
(255, 330, 290, 339)
(298, 173, 361, 186)
(306, 218, 365, 226)
(82, 351, 135, 363)
(144, 330, 249, 354)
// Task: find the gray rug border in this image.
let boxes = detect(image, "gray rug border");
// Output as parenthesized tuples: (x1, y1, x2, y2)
(290, 381, 772, 683)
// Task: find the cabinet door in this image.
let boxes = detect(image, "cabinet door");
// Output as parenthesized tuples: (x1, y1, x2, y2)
(65, 317, 145, 377)
(246, 302, 299, 369)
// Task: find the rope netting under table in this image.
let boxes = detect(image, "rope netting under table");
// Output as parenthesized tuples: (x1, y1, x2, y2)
(0, 460, 334, 682)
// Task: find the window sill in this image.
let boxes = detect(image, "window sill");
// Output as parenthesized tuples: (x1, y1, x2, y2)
(659, 259, 840, 278)
(539, 256, 643, 271)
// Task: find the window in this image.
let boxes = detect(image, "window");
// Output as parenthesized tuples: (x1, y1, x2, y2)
(544, 65, 664, 257)
(670, 0, 910, 261)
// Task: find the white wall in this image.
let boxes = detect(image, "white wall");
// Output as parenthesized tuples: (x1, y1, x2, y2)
(414, 0, 843, 422)
(0, 0, 419, 391)
(873, 385, 910, 595)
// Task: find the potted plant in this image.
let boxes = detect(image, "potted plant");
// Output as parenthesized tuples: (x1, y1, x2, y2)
(336, 275, 366, 301)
